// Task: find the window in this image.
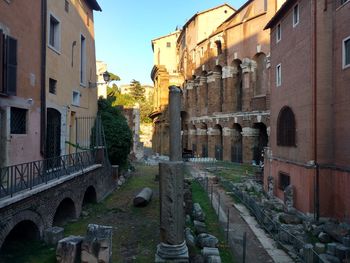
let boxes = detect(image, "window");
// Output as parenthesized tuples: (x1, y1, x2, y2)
(49, 14, 60, 51)
(276, 24, 281, 43)
(80, 34, 86, 85)
(72, 91, 80, 106)
(278, 172, 290, 190)
(166, 42, 171, 48)
(276, 64, 281, 86)
(0, 30, 17, 95)
(293, 4, 299, 27)
(277, 106, 296, 146)
(343, 37, 350, 69)
(49, 78, 57, 94)
(216, 41, 222, 55)
(11, 107, 27, 134)
(65, 0, 69, 12)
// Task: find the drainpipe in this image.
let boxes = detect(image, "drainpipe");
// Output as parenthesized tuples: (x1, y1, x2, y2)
(312, 0, 320, 221)
(40, 0, 47, 157)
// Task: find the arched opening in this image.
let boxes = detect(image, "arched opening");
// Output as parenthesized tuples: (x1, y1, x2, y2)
(213, 124, 223, 161)
(82, 186, 97, 206)
(253, 123, 268, 165)
(277, 106, 296, 146)
(253, 53, 267, 96)
(231, 123, 243, 163)
(1, 220, 40, 255)
(215, 40, 222, 55)
(53, 198, 76, 227)
(233, 59, 243, 111)
(46, 108, 61, 159)
(214, 65, 223, 112)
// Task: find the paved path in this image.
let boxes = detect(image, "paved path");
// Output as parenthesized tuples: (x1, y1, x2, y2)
(188, 164, 294, 263)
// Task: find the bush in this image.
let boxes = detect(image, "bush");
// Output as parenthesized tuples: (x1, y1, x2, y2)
(98, 97, 132, 167)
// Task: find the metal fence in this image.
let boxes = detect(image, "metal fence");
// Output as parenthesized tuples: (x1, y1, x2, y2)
(0, 150, 96, 199)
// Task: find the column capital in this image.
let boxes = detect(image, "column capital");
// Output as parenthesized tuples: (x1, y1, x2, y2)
(222, 66, 238, 79)
(241, 58, 256, 74)
(196, 128, 207, 136)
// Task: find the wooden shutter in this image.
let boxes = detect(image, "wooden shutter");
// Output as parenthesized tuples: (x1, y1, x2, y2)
(5, 36, 17, 96)
(0, 30, 4, 93)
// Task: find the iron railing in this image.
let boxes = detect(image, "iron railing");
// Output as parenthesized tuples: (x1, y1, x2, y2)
(0, 150, 96, 199)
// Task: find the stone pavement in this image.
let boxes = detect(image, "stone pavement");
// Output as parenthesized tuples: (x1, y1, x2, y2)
(188, 164, 294, 263)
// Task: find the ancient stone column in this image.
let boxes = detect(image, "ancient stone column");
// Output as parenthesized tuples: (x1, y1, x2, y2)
(198, 76, 208, 116)
(156, 86, 189, 262)
(241, 59, 256, 112)
(222, 66, 238, 113)
(207, 72, 221, 115)
(242, 127, 260, 164)
(222, 127, 233, 161)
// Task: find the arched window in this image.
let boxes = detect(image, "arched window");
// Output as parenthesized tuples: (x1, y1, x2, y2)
(277, 106, 296, 146)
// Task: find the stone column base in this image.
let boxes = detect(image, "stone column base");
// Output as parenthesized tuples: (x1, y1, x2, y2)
(155, 241, 189, 262)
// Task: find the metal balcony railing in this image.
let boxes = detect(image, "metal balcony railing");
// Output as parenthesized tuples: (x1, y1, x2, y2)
(0, 150, 97, 199)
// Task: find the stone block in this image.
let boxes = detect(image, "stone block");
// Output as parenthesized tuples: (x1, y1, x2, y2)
(318, 232, 331, 243)
(206, 255, 222, 263)
(335, 244, 350, 261)
(343, 236, 350, 247)
(56, 235, 84, 263)
(44, 226, 64, 246)
(193, 203, 205, 222)
(194, 220, 207, 234)
(196, 233, 219, 248)
(185, 228, 196, 249)
(315, 243, 325, 254)
(201, 247, 220, 257)
(327, 243, 337, 256)
(81, 224, 113, 263)
(319, 254, 340, 263)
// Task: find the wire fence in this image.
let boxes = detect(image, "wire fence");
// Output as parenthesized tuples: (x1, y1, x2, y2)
(191, 167, 332, 263)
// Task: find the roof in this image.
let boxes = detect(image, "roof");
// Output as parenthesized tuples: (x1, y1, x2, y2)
(85, 0, 102, 11)
(177, 3, 235, 43)
(264, 0, 297, 29)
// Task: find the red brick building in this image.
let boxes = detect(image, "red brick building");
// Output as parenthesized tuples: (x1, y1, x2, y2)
(265, 0, 350, 219)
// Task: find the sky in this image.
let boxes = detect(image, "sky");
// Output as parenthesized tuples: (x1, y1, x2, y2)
(94, 0, 247, 86)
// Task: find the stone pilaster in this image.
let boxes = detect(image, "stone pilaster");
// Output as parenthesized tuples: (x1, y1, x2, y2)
(240, 59, 257, 112)
(207, 72, 222, 115)
(199, 77, 208, 116)
(222, 66, 238, 113)
(222, 127, 233, 161)
(196, 128, 208, 157)
(241, 127, 259, 164)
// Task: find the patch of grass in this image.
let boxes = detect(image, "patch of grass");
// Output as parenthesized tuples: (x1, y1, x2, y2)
(191, 181, 237, 263)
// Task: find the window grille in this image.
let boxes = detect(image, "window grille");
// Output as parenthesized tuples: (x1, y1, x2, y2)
(277, 106, 296, 146)
(11, 107, 27, 134)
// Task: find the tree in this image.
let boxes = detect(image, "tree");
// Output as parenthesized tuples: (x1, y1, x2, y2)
(129, 79, 145, 102)
(98, 97, 132, 167)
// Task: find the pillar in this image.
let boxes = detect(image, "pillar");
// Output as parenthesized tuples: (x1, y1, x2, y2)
(199, 76, 208, 116)
(222, 66, 238, 113)
(240, 59, 257, 112)
(222, 127, 233, 161)
(242, 127, 259, 164)
(156, 86, 189, 262)
(207, 72, 221, 115)
(196, 128, 208, 157)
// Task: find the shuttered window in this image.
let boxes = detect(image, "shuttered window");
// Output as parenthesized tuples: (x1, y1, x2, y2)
(0, 31, 17, 95)
(344, 37, 350, 68)
(277, 106, 296, 146)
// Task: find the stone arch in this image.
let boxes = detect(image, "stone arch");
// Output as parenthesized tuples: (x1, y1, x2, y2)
(0, 210, 44, 250)
(230, 123, 243, 163)
(252, 122, 268, 165)
(232, 59, 243, 111)
(52, 197, 77, 227)
(82, 185, 97, 207)
(252, 53, 267, 96)
(212, 124, 223, 160)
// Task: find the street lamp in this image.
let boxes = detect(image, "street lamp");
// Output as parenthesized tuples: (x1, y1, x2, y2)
(102, 71, 110, 84)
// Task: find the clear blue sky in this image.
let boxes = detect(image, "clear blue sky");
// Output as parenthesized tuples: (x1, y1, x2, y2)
(94, 1, 247, 86)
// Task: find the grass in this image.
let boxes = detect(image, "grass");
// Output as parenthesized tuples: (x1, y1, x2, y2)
(191, 180, 237, 263)
(0, 164, 160, 263)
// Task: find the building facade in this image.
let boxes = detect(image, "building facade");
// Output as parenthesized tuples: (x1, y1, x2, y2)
(264, 0, 350, 219)
(150, 30, 182, 155)
(0, 0, 44, 167)
(45, 0, 101, 157)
